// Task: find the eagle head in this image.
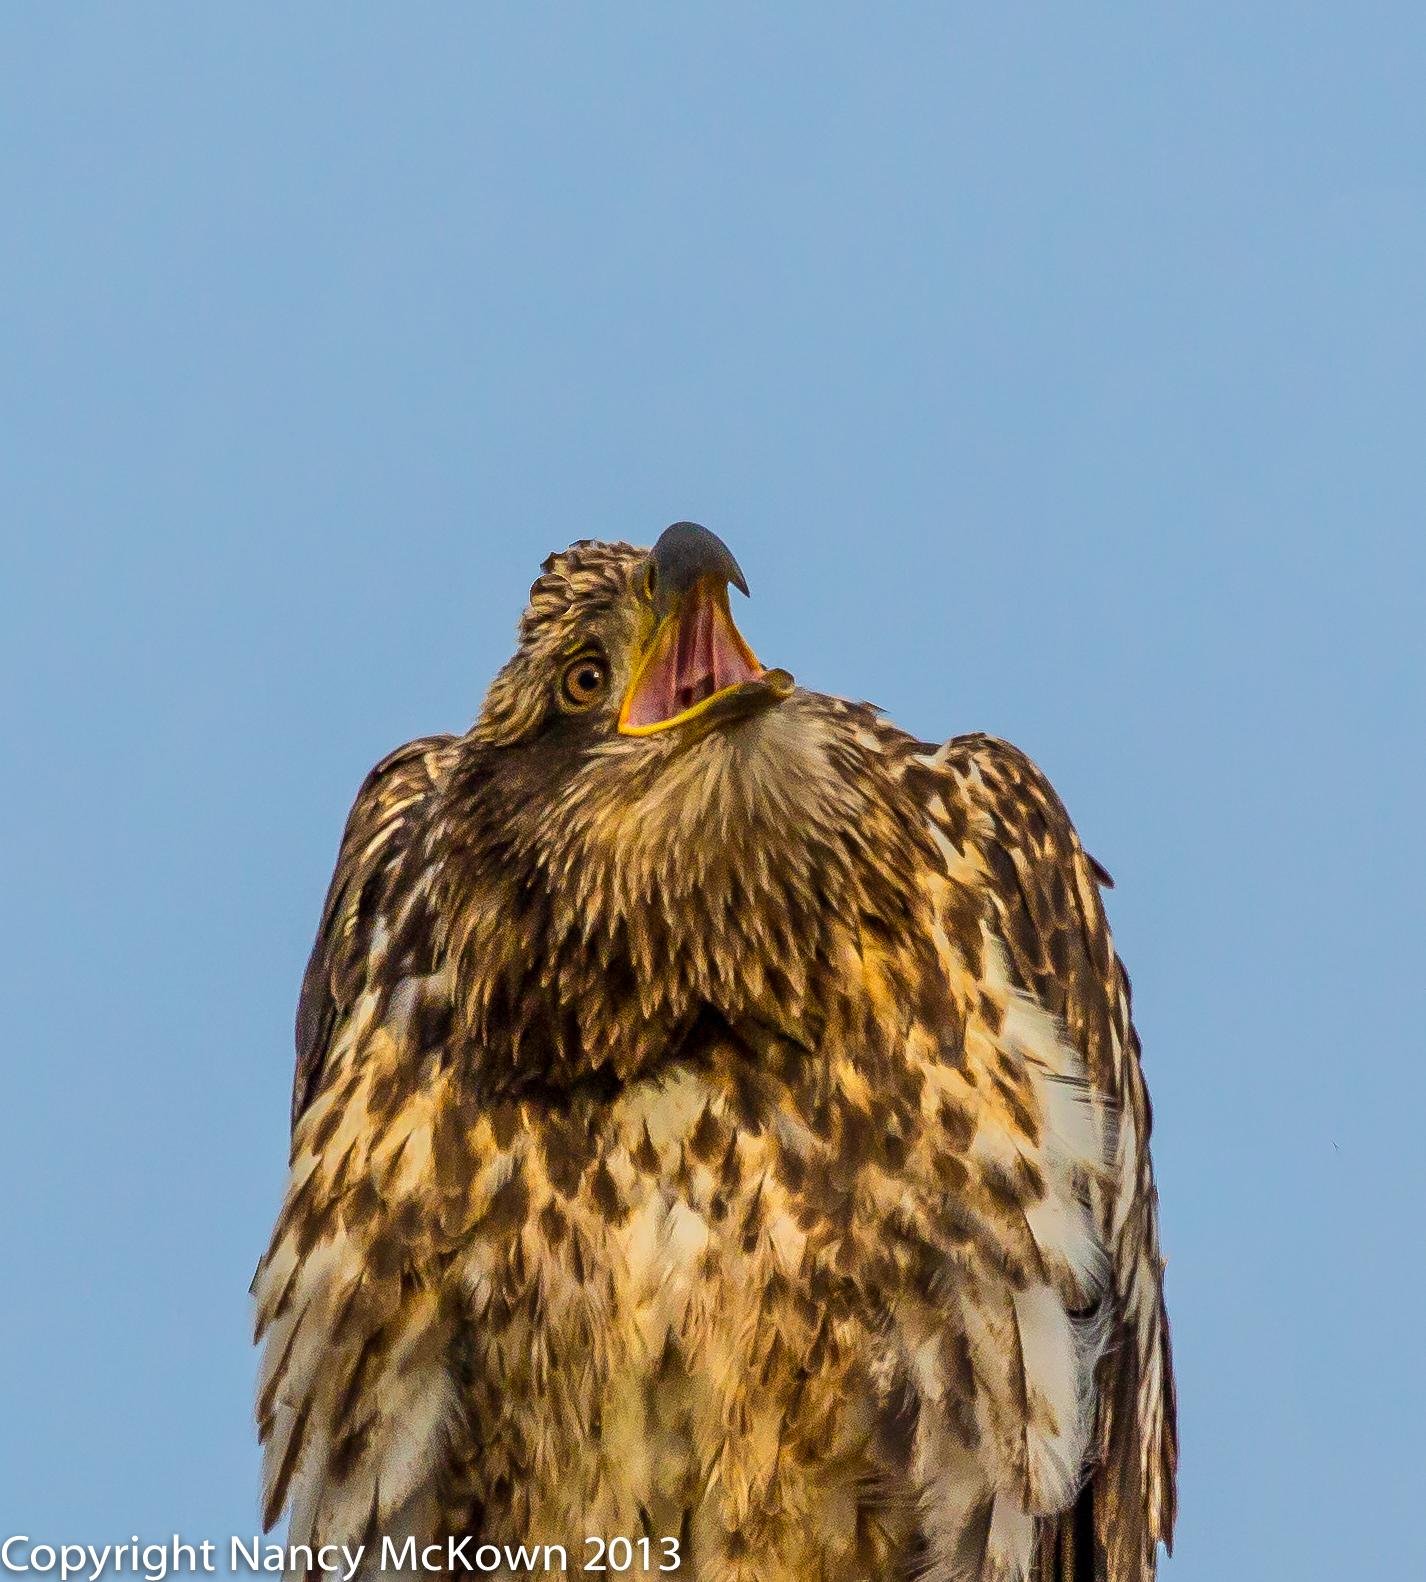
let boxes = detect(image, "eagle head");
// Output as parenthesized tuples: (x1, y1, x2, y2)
(473, 521, 794, 751)
(436, 523, 926, 1095)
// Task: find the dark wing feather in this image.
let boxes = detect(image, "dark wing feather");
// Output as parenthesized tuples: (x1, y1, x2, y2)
(292, 735, 459, 1128)
(942, 734, 1177, 1582)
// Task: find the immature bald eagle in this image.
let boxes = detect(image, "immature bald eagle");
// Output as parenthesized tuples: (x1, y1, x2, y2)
(254, 524, 1176, 1582)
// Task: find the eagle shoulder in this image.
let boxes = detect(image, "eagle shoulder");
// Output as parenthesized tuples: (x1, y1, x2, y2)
(292, 734, 460, 1128)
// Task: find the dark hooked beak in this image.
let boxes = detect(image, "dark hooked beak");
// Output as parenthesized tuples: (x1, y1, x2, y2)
(618, 522, 794, 735)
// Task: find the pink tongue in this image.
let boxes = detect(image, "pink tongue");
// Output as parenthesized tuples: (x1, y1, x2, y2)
(673, 597, 718, 712)
(626, 597, 762, 727)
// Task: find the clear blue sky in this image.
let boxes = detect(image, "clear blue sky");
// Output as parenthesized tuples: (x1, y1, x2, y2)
(2, 6, 1422, 1577)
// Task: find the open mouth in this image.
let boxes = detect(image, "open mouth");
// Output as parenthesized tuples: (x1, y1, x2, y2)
(619, 581, 767, 734)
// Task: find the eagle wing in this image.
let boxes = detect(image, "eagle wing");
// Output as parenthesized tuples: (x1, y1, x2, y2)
(254, 734, 470, 1547)
(937, 734, 1177, 1582)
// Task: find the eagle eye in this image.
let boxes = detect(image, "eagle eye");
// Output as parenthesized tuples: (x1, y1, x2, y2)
(560, 655, 609, 710)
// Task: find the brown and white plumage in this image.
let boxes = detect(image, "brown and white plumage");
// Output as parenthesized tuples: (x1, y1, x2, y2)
(254, 527, 1176, 1582)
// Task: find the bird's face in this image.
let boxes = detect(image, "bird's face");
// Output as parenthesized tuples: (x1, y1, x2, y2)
(460, 527, 846, 1085)
(475, 523, 793, 752)
(459, 525, 900, 1087)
